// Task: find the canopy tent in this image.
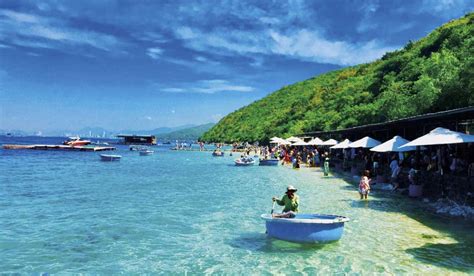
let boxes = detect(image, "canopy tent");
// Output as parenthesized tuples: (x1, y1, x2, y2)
(292, 140, 309, 146)
(400, 127, 474, 148)
(270, 137, 291, 145)
(321, 139, 339, 146)
(286, 136, 303, 143)
(348, 136, 381, 148)
(370, 136, 416, 152)
(330, 139, 352, 149)
(307, 137, 324, 145)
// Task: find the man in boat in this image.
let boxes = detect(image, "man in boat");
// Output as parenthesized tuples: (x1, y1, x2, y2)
(272, 185, 299, 218)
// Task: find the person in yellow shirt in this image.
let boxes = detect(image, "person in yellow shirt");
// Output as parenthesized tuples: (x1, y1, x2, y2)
(272, 185, 299, 218)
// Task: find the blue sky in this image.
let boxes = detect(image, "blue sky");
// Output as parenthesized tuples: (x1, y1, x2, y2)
(0, 0, 472, 132)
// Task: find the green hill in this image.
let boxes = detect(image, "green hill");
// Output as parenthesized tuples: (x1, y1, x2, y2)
(201, 13, 474, 143)
(157, 123, 214, 141)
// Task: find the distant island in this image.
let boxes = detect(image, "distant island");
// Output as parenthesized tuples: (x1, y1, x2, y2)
(201, 13, 474, 143)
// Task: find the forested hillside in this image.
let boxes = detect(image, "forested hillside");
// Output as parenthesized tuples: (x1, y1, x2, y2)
(201, 13, 473, 143)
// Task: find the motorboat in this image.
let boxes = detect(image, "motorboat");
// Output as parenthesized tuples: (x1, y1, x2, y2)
(100, 154, 122, 161)
(130, 145, 146, 151)
(259, 159, 279, 166)
(261, 213, 349, 243)
(212, 151, 224, 157)
(139, 150, 154, 156)
(235, 157, 255, 166)
(63, 136, 91, 146)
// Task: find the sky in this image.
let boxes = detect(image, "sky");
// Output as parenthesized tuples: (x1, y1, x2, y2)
(0, 0, 472, 132)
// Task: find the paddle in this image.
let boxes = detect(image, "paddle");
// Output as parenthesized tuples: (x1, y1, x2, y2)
(270, 200, 276, 215)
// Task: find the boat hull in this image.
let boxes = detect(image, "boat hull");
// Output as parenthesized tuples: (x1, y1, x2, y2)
(261, 214, 349, 243)
(139, 150, 154, 156)
(259, 159, 279, 166)
(100, 154, 121, 161)
(212, 153, 224, 157)
(235, 159, 255, 166)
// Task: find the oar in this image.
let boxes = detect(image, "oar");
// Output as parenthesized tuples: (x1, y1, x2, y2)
(270, 200, 276, 215)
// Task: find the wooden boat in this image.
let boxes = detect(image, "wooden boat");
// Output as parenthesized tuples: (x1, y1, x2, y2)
(261, 213, 349, 243)
(259, 159, 279, 166)
(100, 154, 122, 161)
(235, 158, 255, 166)
(139, 150, 154, 156)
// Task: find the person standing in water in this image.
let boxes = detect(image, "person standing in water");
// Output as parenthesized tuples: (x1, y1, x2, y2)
(359, 170, 371, 200)
(272, 185, 299, 218)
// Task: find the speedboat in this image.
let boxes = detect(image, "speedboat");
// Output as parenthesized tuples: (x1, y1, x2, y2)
(259, 159, 279, 166)
(261, 213, 349, 243)
(100, 154, 122, 161)
(139, 150, 154, 156)
(63, 136, 91, 146)
(212, 151, 224, 157)
(235, 158, 255, 166)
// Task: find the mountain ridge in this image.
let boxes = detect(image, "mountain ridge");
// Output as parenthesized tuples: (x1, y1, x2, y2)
(201, 13, 474, 143)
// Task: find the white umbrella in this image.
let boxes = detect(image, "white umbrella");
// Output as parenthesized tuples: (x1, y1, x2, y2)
(348, 136, 381, 148)
(307, 137, 324, 145)
(277, 138, 291, 145)
(330, 139, 352, 149)
(400, 127, 474, 148)
(292, 140, 309, 146)
(269, 137, 282, 143)
(370, 136, 416, 152)
(321, 139, 339, 146)
(286, 136, 303, 143)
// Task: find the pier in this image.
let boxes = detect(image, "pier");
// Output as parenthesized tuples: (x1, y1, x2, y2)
(3, 144, 116, 151)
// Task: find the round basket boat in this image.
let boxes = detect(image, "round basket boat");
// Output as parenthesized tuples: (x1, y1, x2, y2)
(261, 213, 349, 243)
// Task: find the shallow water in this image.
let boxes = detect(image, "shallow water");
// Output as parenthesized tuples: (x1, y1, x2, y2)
(1, 137, 473, 274)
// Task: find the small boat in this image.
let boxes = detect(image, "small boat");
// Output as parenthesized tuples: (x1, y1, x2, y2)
(235, 158, 255, 166)
(259, 159, 279, 166)
(63, 136, 91, 146)
(100, 154, 122, 161)
(212, 151, 224, 157)
(129, 145, 146, 151)
(261, 213, 349, 243)
(139, 150, 154, 156)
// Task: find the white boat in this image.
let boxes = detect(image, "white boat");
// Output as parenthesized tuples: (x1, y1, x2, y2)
(100, 154, 122, 161)
(139, 150, 154, 156)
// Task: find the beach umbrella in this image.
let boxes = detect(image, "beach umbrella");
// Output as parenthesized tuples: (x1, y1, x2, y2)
(330, 139, 352, 149)
(370, 136, 416, 152)
(269, 137, 282, 143)
(292, 140, 309, 146)
(400, 127, 474, 148)
(307, 137, 324, 145)
(321, 139, 339, 146)
(286, 136, 303, 143)
(348, 136, 381, 148)
(275, 138, 291, 145)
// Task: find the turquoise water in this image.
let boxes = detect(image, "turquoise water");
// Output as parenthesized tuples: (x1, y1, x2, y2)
(1, 137, 474, 274)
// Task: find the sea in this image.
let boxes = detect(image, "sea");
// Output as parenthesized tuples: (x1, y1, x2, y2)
(1, 136, 473, 274)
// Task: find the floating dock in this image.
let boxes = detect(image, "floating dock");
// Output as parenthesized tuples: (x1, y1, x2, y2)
(3, 144, 116, 151)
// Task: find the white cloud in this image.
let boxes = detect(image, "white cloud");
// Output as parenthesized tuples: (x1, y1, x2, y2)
(144, 116, 152, 120)
(173, 25, 396, 66)
(0, 9, 124, 53)
(176, 26, 198, 39)
(160, 79, 254, 94)
(161, 87, 185, 93)
(147, 47, 163, 59)
(269, 29, 398, 65)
